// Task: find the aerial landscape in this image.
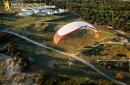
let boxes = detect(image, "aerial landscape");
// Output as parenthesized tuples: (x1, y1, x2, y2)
(0, 0, 130, 85)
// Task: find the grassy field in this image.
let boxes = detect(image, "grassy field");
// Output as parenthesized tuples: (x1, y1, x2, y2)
(1, 5, 130, 60)
(1, 6, 130, 59)
(1, 6, 130, 84)
(8, 34, 111, 81)
(0, 10, 119, 53)
(4, 34, 130, 84)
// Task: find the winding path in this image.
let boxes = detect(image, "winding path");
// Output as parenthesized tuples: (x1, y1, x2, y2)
(0, 30, 127, 85)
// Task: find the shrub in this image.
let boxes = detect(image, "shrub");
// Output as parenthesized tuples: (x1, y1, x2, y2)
(12, 52, 31, 72)
(0, 32, 9, 43)
(116, 72, 124, 79)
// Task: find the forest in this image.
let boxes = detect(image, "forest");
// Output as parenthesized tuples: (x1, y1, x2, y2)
(23, 0, 130, 32)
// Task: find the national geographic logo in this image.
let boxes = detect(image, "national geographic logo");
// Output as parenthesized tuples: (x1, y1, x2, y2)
(4, 0, 11, 11)
(10, 2, 24, 8)
(3, 0, 24, 11)
(3, 0, 46, 11)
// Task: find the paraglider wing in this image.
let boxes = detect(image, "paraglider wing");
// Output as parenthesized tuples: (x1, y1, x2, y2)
(53, 21, 100, 45)
(92, 28, 100, 38)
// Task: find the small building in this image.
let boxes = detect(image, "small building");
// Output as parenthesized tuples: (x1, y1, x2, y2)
(19, 5, 66, 16)
(47, 11, 54, 15)
(59, 8, 65, 13)
(50, 8, 60, 14)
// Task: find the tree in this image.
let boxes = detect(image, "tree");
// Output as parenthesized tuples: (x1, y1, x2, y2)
(0, 32, 9, 43)
(2, 42, 18, 55)
(49, 0, 130, 33)
(13, 52, 31, 72)
(35, 70, 54, 85)
(116, 72, 124, 79)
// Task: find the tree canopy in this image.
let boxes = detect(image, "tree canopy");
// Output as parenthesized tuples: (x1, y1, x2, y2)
(32, 0, 130, 32)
